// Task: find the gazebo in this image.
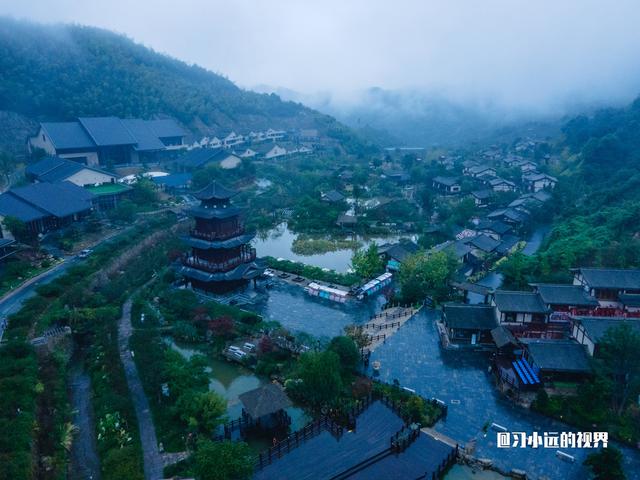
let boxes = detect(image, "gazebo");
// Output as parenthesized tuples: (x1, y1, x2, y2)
(239, 383, 292, 431)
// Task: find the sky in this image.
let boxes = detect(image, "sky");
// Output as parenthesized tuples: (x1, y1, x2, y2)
(4, 0, 640, 112)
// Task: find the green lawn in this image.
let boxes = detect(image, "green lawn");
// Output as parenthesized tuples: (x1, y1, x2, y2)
(85, 183, 131, 195)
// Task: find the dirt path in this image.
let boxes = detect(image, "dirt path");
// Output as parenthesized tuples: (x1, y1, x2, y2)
(69, 365, 101, 480)
(118, 298, 164, 480)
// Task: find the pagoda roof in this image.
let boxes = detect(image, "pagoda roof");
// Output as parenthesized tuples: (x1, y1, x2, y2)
(183, 232, 256, 250)
(178, 261, 264, 282)
(194, 181, 237, 201)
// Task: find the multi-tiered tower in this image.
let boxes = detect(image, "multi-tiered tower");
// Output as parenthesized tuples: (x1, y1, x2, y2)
(179, 182, 263, 294)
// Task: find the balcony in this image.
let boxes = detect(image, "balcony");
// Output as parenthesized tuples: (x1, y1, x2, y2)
(183, 248, 257, 273)
(190, 226, 245, 241)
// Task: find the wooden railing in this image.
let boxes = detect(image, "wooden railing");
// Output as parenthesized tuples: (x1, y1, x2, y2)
(361, 321, 400, 331)
(183, 248, 256, 272)
(190, 226, 246, 241)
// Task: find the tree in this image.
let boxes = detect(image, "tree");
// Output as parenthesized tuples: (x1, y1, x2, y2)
(597, 323, 640, 415)
(398, 250, 458, 304)
(209, 315, 234, 338)
(293, 351, 343, 409)
(584, 447, 626, 480)
(176, 391, 227, 433)
(328, 336, 360, 373)
(498, 252, 532, 290)
(109, 199, 137, 222)
(2, 216, 30, 243)
(193, 439, 254, 480)
(351, 244, 384, 279)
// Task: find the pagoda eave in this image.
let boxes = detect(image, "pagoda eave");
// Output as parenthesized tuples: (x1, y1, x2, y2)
(178, 262, 264, 283)
(187, 206, 242, 219)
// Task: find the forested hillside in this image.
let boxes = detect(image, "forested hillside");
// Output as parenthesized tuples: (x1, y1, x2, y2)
(506, 98, 640, 283)
(0, 17, 366, 153)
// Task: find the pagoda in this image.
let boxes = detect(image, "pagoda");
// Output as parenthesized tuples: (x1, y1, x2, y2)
(179, 182, 263, 294)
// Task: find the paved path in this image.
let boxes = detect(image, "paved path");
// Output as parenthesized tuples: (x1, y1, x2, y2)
(0, 257, 78, 341)
(69, 365, 101, 480)
(118, 298, 164, 480)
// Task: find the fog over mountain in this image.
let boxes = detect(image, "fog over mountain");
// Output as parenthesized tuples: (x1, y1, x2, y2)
(4, 0, 640, 145)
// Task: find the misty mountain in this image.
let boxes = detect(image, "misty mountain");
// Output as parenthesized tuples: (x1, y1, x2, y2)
(0, 17, 369, 154)
(255, 85, 568, 147)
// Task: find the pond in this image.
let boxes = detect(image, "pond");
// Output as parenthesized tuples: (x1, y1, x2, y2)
(253, 223, 409, 273)
(164, 338, 310, 431)
(249, 282, 385, 339)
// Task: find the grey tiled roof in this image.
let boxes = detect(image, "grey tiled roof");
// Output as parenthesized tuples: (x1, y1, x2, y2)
(493, 291, 549, 314)
(121, 119, 166, 151)
(26, 156, 115, 183)
(574, 268, 640, 290)
(146, 119, 186, 138)
(523, 340, 591, 373)
(194, 181, 237, 201)
(443, 304, 497, 330)
(0, 181, 94, 221)
(532, 284, 599, 307)
(239, 384, 292, 419)
(41, 122, 95, 150)
(574, 316, 640, 342)
(78, 117, 136, 146)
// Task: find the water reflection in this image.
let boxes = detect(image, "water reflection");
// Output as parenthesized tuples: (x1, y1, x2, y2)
(164, 338, 310, 430)
(253, 223, 408, 273)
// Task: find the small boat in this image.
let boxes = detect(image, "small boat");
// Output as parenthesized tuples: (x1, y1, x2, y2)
(372, 360, 381, 371)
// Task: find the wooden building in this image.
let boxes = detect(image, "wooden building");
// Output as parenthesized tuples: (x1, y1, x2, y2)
(179, 182, 264, 294)
(442, 303, 498, 346)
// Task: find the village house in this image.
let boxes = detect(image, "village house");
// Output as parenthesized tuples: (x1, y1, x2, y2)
(571, 316, 640, 356)
(26, 156, 117, 187)
(520, 339, 592, 383)
(258, 144, 288, 160)
(461, 159, 479, 174)
(207, 136, 222, 148)
(320, 190, 345, 203)
(223, 131, 244, 147)
(476, 220, 512, 241)
(488, 207, 530, 228)
(431, 240, 473, 265)
(177, 148, 242, 170)
(264, 128, 287, 142)
(442, 303, 498, 346)
(493, 235, 521, 256)
(28, 117, 186, 166)
(514, 159, 538, 173)
(522, 172, 558, 192)
(465, 234, 501, 261)
(487, 177, 516, 192)
(336, 213, 358, 228)
(470, 189, 494, 207)
(492, 290, 550, 326)
(236, 147, 258, 158)
(466, 165, 497, 178)
(432, 176, 461, 194)
(0, 182, 95, 237)
(530, 283, 599, 317)
(378, 240, 420, 271)
(571, 267, 640, 310)
(502, 154, 525, 168)
(619, 293, 640, 316)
